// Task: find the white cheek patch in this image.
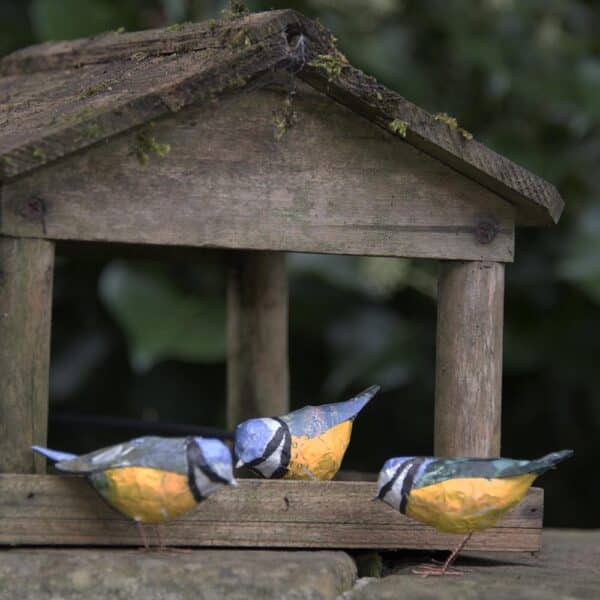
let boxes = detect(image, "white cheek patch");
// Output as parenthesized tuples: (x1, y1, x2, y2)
(255, 433, 285, 478)
(192, 466, 220, 498)
(384, 482, 404, 511)
(381, 462, 413, 511)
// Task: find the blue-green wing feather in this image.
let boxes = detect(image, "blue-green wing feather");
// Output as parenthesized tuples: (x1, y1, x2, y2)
(282, 386, 379, 437)
(54, 436, 189, 475)
(414, 450, 573, 488)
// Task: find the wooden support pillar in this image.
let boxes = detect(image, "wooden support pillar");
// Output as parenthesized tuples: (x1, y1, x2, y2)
(0, 236, 54, 473)
(227, 251, 289, 429)
(435, 261, 504, 457)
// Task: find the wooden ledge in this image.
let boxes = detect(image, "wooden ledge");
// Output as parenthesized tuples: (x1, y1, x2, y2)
(0, 475, 542, 551)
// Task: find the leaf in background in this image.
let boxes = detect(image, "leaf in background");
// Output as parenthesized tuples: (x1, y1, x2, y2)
(323, 308, 420, 396)
(160, 0, 187, 22)
(558, 204, 600, 303)
(99, 261, 226, 371)
(288, 253, 368, 294)
(30, 0, 133, 40)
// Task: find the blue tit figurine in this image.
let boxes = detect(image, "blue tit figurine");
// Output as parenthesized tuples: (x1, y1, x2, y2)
(33, 436, 236, 548)
(234, 385, 379, 480)
(375, 449, 573, 576)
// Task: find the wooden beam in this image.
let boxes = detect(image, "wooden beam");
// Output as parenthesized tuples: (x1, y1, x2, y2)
(227, 251, 289, 428)
(1, 83, 515, 262)
(0, 475, 542, 550)
(435, 261, 504, 457)
(0, 236, 54, 474)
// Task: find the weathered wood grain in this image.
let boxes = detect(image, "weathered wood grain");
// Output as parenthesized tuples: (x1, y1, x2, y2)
(0, 11, 292, 75)
(0, 10, 564, 225)
(1, 83, 515, 262)
(0, 476, 543, 550)
(0, 236, 54, 474)
(434, 261, 504, 457)
(227, 251, 289, 428)
(0, 11, 301, 180)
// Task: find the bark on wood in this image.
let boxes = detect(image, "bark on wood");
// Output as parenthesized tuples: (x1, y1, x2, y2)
(0, 10, 563, 225)
(0, 236, 54, 474)
(0, 475, 543, 551)
(0, 11, 301, 181)
(1, 83, 515, 262)
(435, 261, 504, 457)
(227, 251, 289, 427)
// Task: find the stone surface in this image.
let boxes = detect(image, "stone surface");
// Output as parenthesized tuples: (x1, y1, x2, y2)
(0, 530, 597, 599)
(346, 529, 600, 599)
(0, 549, 356, 600)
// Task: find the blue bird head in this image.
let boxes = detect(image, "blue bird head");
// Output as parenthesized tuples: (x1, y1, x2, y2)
(375, 456, 417, 511)
(234, 418, 282, 475)
(187, 437, 237, 498)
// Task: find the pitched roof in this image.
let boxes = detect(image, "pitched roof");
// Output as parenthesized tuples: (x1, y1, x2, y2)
(0, 9, 563, 225)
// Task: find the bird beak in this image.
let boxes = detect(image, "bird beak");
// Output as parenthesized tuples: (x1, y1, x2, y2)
(371, 494, 380, 502)
(235, 459, 244, 469)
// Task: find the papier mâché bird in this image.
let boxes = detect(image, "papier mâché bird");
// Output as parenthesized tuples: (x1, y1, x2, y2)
(234, 385, 379, 480)
(33, 435, 236, 548)
(376, 450, 573, 576)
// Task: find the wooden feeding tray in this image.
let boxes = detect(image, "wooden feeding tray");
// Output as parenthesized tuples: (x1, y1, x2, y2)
(0, 476, 543, 550)
(0, 9, 562, 551)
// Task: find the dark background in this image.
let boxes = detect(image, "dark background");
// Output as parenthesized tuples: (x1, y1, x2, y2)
(2, 0, 599, 527)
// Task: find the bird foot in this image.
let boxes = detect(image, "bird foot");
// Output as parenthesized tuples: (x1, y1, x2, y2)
(411, 563, 466, 577)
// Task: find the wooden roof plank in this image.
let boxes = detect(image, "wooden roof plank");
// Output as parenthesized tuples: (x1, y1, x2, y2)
(0, 9, 564, 225)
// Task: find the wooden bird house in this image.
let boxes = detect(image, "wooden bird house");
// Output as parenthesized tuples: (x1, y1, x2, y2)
(0, 10, 563, 551)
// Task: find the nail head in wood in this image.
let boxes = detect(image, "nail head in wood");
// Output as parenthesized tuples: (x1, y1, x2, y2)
(475, 220, 498, 245)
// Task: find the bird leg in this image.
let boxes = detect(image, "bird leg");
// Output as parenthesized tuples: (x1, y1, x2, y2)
(155, 524, 165, 551)
(136, 521, 151, 551)
(302, 466, 317, 481)
(154, 524, 192, 554)
(412, 533, 472, 577)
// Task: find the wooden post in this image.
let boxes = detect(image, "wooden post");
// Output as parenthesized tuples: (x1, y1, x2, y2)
(435, 261, 504, 457)
(0, 236, 54, 473)
(227, 251, 289, 428)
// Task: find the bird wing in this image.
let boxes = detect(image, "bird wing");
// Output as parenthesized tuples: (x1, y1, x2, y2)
(413, 450, 573, 489)
(283, 385, 379, 438)
(54, 436, 188, 475)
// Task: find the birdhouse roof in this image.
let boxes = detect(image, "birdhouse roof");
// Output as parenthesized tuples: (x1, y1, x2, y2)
(0, 9, 563, 226)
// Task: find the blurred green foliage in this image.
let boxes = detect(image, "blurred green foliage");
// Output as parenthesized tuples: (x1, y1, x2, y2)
(2, 0, 599, 526)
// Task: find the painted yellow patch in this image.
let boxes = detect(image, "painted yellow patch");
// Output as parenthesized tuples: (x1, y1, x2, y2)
(284, 420, 353, 480)
(406, 473, 537, 533)
(98, 467, 197, 523)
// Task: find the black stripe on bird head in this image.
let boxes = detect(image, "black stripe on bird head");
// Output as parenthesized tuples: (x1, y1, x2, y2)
(377, 458, 412, 502)
(186, 437, 230, 502)
(377, 457, 426, 513)
(243, 418, 291, 478)
(398, 457, 427, 514)
(270, 417, 291, 479)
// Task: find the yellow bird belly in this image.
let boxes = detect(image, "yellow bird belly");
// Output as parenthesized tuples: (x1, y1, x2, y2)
(284, 420, 353, 480)
(93, 467, 197, 524)
(406, 473, 537, 533)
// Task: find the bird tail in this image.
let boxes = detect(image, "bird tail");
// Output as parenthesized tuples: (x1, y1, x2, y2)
(345, 385, 380, 421)
(528, 449, 574, 475)
(32, 446, 78, 463)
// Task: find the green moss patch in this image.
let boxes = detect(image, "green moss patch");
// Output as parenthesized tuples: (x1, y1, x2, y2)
(133, 124, 171, 166)
(434, 112, 473, 140)
(308, 50, 350, 82)
(388, 119, 408, 138)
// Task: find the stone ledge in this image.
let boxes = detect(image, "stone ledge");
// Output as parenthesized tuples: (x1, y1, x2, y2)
(0, 548, 356, 600)
(344, 529, 600, 599)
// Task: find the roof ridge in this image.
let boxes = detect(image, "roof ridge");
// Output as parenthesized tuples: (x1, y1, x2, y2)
(0, 10, 296, 76)
(0, 9, 564, 225)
